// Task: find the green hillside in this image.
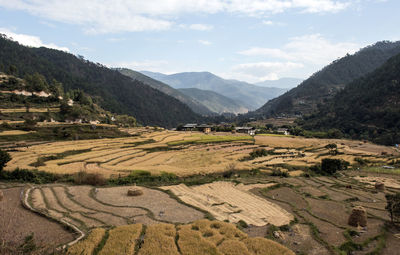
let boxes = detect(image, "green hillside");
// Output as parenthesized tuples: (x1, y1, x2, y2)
(179, 88, 248, 114)
(116, 68, 214, 116)
(0, 35, 200, 127)
(256, 41, 400, 117)
(299, 52, 400, 145)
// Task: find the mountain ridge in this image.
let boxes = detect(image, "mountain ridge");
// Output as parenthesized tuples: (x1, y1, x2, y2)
(255, 40, 400, 117)
(0, 34, 200, 127)
(141, 71, 286, 110)
(116, 68, 214, 116)
(299, 51, 400, 145)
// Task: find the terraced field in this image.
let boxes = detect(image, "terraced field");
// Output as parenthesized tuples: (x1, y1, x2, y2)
(240, 173, 400, 255)
(162, 182, 293, 226)
(67, 220, 295, 255)
(26, 184, 204, 235)
(5, 129, 397, 178)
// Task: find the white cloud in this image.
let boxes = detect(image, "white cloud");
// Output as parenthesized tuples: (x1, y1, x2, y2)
(237, 34, 360, 81)
(232, 61, 303, 81)
(239, 34, 359, 65)
(262, 20, 274, 25)
(0, 28, 69, 51)
(189, 24, 214, 31)
(198, 40, 212, 45)
(0, 0, 351, 34)
(262, 20, 285, 26)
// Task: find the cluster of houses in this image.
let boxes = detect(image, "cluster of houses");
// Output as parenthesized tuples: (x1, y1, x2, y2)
(180, 123, 290, 136)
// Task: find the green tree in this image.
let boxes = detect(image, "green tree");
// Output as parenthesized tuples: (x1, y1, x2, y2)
(0, 149, 11, 172)
(7, 64, 17, 75)
(25, 73, 49, 92)
(386, 193, 400, 223)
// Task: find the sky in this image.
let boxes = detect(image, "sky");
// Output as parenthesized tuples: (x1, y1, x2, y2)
(0, 0, 399, 84)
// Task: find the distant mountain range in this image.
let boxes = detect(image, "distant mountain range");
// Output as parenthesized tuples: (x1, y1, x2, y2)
(141, 71, 286, 111)
(178, 88, 248, 114)
(255, 40, 400, 117)
(116, 68, 214, 116)
(300, 51, 400, 145)
(0, 35, 200, 127)
(256, 78, 303, 89)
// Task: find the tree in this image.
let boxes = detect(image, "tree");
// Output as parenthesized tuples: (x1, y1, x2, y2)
(25, 73, 49, 92)
(0, 149, 11, 172)
(7, 64, 17, 75)
(311, 158, 350, 175)
(386, 193, 400, 223)
(325, 143, 338, 155)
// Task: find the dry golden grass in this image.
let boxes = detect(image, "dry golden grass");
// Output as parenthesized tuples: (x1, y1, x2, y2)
(244, 237, 295, 255)
(0, 107, 59, 113)
(0, 130, 35, 136)
(67, 228, 105, 255)
(68, 220, 295, 255)
(138, 224, 179, 255)
(162, 182, 293, 226)
(218, 239, 251, 255)
(99, 224, 142, 255)
(5, 130, 397, 177)
(178, 224, 222, 255)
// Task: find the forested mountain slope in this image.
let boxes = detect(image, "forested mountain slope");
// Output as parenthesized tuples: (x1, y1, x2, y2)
(299, 52, 400, 145)
(0, 35, 200, 127)
(178, 88, 248, 114)
(117, 68, 214, 116)
(255, 41, 400, 117)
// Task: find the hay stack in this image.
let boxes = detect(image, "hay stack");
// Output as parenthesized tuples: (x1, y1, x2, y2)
(127, 187, 143, 196)
(375, 182, 385, 192)
(348, 206, 367, 227)
(0, 190, 3, 201)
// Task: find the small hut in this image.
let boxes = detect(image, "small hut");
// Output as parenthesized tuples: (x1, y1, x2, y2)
(375, 182, 385, 192)
(348, 206, 367, 227)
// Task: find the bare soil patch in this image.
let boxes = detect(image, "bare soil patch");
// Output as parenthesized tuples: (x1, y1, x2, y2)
(95, 185, 204, 223)
(0, 187, 74, 250)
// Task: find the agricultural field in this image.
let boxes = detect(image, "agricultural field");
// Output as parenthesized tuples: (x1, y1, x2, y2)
(2, 129, 400, 254)
(0, 185, 75, 254)
(1, 170, 400, 254)
(161, 181, 293, 226)
(25, 184, 204, 234)
(67, 220, 295, 255)
(4, 129, 399, 178)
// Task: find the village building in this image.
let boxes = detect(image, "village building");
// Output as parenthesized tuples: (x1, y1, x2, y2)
(277, 128, 290, 136)
(182, 123, 197, 131)
(197, 124, 212, 134)
(235, 127, 256, 136)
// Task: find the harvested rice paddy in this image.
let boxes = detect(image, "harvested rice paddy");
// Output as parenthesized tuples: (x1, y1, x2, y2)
(67, 220, 295, 255)
(5, 130, 397, 178)
(25, 184, 204, 236)
(161, 181, 293, 226)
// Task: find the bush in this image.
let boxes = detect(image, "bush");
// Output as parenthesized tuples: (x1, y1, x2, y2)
(270, 169, 289, 177)
(311, 158, 350, 175)
(386, 192, 400, 223)
(0, 149, 11, 171)
(0, 168, 58, 183)
(73, 171, 106, 186)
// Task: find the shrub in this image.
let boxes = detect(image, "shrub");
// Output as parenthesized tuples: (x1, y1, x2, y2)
(0, 168, 58, 183)
(311, 158, 350, 175)
(0, 149, 11, 171)
(386, 192, 400, 223)
(270, 169, 289, 177)
(73, 171, 106, 186)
